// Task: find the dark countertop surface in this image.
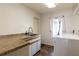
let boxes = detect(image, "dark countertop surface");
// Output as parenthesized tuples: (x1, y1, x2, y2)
(0, 33, 40, 55)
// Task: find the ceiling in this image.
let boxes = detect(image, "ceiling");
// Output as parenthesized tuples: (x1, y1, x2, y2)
(23, 3, 77, 14)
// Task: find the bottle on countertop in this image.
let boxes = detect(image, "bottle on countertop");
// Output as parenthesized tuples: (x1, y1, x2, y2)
(25, 30, 28, 35)
(72, 30, 75, 34)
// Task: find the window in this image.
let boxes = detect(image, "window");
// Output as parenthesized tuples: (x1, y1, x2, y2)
(50, 16, 63, 36)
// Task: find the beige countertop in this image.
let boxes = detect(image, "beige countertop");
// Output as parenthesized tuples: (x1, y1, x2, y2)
(0, 33, 40, 55)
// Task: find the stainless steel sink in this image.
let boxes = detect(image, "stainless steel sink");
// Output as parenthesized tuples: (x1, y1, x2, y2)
(25, 33, 37, 36)
(29, 34, 37, 36)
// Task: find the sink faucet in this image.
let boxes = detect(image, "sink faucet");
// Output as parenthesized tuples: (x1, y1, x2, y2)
(28, 27, 33, 35)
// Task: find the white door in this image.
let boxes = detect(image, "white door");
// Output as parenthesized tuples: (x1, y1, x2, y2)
(33, 18, 39, 34)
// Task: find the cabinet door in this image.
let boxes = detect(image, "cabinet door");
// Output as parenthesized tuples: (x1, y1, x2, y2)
(5, 45, 30, 56)
(36, 40, 41, 52)
(30, 40, 41, 56)
(30, 42, 37, 56)
(68, 40, 79, 56)
(53, 39, 68, 56)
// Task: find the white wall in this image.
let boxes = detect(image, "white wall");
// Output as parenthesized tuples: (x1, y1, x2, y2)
(1, 3, 79, 46)
(71, 14, 79, 34)
(40, 14, 53, 45)
(0, 4, 40, 35)
(40, 9, 74, 46)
